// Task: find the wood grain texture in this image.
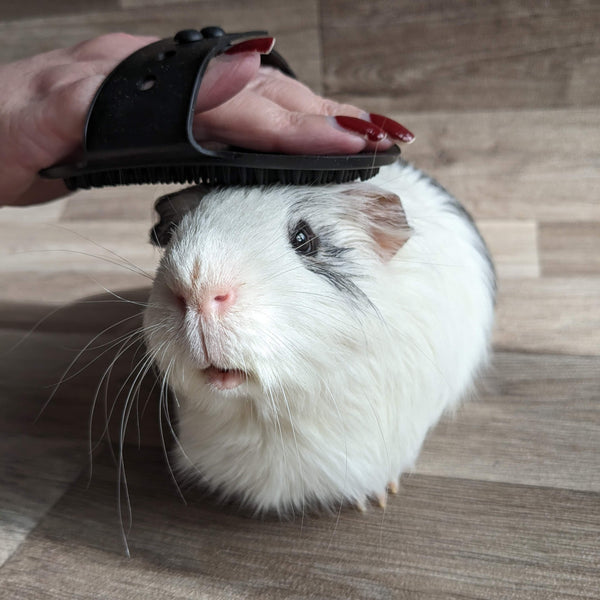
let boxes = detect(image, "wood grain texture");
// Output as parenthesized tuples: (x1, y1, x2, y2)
(60, 185, 183, 222)
(0, 221, 159, 275)
(1, 450, 598, 599)
(0, 198, 69, 224)
(416, 352, 600, 492)
(0, 0, 321, 91)
(493, 277, 600, 355)
(0, 0, 118, 21)
(1, 0, 599, 596)
(0, 435, 85, 566)
(321, 0, 600, 110)
(0, 302, 161, 447)
(478, 220, 539, 278)
(357, 108, 600, 223)
(540, 222, 600, 276)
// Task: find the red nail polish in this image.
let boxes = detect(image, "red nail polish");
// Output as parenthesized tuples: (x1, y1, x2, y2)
(369, 113, 415, 143)
(333, 116, 386, 142)
(224, 37, 275, 55)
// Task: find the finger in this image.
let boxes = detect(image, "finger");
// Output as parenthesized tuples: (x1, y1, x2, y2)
(192, 89, 395, 154)
(194, 52, 261, 113)
(247, 68, 415, 144)
(246, 67, 365, 118)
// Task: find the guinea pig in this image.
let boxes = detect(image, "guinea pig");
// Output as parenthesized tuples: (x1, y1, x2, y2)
(143, 159, 496, 514)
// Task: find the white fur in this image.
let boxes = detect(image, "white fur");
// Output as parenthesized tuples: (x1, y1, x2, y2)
(143, 161, 495, 514)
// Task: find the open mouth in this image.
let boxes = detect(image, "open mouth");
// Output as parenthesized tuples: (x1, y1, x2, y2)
(203, 365, 248, 390)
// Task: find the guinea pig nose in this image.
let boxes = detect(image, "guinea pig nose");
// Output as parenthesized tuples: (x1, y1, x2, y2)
(198, 286, 237, 316)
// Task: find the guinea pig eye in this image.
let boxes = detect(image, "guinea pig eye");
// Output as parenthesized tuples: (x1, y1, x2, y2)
(290, 220, 319, 256)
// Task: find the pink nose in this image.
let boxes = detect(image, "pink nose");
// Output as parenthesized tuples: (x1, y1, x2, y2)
(198, 286, 237, 316)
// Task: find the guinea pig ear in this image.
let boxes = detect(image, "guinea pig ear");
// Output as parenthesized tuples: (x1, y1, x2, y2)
(342, 184, 412, 262)
(150, 186, 208, 247)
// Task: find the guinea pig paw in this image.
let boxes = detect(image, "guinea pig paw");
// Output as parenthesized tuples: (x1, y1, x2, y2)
(374, 492, 387, 509)
(387, 480, 399, 495)
(353, 498, 368, 513)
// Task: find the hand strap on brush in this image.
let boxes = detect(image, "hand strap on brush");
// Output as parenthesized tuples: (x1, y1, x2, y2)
(40, 27, 399, 190)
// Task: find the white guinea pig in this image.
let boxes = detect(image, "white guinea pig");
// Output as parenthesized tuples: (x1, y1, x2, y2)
(143, 159, 496, 514)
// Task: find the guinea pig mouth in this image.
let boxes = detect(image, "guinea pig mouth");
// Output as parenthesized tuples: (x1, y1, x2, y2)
(203, 365, 248, 391)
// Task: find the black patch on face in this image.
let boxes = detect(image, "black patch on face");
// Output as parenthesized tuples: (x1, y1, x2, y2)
(288, 217, 370, 306)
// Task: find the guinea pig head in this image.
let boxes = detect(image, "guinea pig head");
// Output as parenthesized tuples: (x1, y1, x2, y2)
(143, 183, 411, 411)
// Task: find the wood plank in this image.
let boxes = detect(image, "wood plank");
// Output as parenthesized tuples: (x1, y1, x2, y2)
(0, 198, 69, 224)
(0, 221, 159, 275)
(364, 108, 600, 223)
(416, 352, 600, 492)
(540, 222, 600, 276)
(0, 0, 118, 21)
(1, 450, 598, 599)
(0, 326, 162, 447)
(0, 435, 85, 566)
(493, 277, 600, 355)
(321, 0, 600, 110)
(0, 0, 321, 91)
(477, 220, 539, 278)
(60, 185, 183, 222)
(0, 272, 152, 305)
(120, 0, 219, 6)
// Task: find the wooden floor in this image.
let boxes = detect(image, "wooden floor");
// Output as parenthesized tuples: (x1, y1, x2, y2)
(1, 1, 599, 598)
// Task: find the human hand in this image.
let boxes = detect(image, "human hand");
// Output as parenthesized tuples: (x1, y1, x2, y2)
(0, 33, 413, 207)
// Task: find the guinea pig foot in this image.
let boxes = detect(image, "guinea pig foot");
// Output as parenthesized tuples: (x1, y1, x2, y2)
(353, 498, 368, 513)
(387, 480, 399, 495)
(374, 492, 387, 509)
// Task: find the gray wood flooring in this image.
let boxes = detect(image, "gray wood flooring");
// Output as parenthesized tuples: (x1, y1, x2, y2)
(1, 1, 598, 598)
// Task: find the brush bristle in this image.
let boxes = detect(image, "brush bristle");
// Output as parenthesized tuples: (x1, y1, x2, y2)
(65, 165, 381, 190)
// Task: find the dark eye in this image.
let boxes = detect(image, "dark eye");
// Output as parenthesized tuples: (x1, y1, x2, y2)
(290, 220, 319, 256)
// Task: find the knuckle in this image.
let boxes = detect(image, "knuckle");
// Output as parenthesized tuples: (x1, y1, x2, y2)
(247, 70, 282, 95)
(319, 98, 361, 117)
(318, 98, 343, 117)
(34, 61, 107, 97)
(68, 32, 139, 61)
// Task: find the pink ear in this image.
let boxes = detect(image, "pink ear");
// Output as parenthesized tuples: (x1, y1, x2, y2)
(342, 184, 412, 262)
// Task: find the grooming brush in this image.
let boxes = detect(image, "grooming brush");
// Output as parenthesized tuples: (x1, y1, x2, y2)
(40, 27, 400, 190)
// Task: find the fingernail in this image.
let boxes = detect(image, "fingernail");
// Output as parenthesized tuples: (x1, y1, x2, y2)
(224, 37, 275, 55)
(331, 116, 387, 142)
(368, 113, 415, 143)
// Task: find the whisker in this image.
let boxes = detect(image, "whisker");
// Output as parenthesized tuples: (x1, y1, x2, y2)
(115, 339, 172, 559)
(90, 327, 166, 456)
(46, 222, 156, 280)
(14, 248, 154, 280)
(50, 317, 155, 386)
(158, 359, 187, 504)
(36, 315, 158, 423)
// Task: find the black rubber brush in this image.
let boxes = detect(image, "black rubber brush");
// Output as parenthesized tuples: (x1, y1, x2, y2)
(40, 27, 400, 190)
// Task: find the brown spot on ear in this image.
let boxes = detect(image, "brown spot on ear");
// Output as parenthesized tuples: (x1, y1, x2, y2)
(342, 184, 412, 262)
